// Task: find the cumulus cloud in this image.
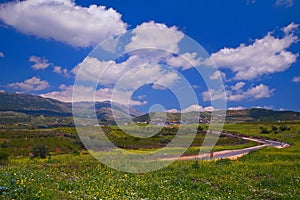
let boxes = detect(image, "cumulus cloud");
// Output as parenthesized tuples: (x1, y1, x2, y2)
(8, 76, 49, 92)
(209, 71, 226, 81)
(231, 82, 246, 91)
(0, 52, 4, 57)
(292, 76, 300, 83)
(228, 106, 244, 110)
(228, 84, 274, 101)
(202, 89, 227, 102)
(125, 21, 184, 53)
(41, 84, 146, 105)
(202, 84, 274, 102)
(211, 23, 299, 80)
(166, 105, 214, 113)
(0, 0, 127, 47)
(166, 108, 180, 113)
(282, 22, 299, 35)
(275, 0, 294, 7)
(53, 66, 70, 77)
(73, 55, 180, 90)
(29, 56, 50, 70)
(182, 105, 214, 112)
(166, 52, 203, 70)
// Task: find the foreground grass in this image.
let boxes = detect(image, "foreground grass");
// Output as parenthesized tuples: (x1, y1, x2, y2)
(1, 122, 299, 199)
(1, 144, 299, 199)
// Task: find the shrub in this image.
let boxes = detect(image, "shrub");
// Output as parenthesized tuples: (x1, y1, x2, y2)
(1, 141, 9, 148)
(271, 126, 278, 131)
(260, 127, 271, 134)
(0, 150, 9, 165)
(279, 125, 288, 131)
(31, 144, 49, 159)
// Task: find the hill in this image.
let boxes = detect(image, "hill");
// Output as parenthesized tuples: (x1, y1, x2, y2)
(134, 108, 300, 124)
(0, 92, 72, 116)
(0, 92, 142, 128)
(1, 92, 300, 127)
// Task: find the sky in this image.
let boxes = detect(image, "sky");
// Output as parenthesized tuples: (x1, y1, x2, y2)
(0, 0, 299, 113)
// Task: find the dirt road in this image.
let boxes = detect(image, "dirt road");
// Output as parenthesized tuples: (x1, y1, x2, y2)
(162, 133, 290, 161)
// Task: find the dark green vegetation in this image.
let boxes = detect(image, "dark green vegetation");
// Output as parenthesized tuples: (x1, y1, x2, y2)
(0, 128, 83, 157)
(0, 121, 299, 199)
(0, 126, 253, 158)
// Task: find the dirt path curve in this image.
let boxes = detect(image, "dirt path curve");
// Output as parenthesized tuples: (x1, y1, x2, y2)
(162, 133, 290, 161)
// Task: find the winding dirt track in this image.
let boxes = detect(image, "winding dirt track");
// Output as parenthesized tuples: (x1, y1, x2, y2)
(162, 133, 290, 161)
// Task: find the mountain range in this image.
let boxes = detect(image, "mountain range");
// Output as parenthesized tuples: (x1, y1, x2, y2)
(0, 92, 300, 128)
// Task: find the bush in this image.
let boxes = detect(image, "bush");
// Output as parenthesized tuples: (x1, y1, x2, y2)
(1, 141, 9, 148)
(197, 125, 204, 132)
(31, 144, 49, 159)
(271, 126, 278, 131)
(279, 125, 288, 131)
(260, 127, 271, 134)
(0, 150, 9, 165)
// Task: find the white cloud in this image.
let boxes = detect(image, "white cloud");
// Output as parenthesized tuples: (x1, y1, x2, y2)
(202, 89, 227, 102)
(137, 95, 146, 100)
(73, 56, 180, 90)
(253, 105, 273, 110)
(165, 105, 214, 113)
(0, 90, 5, 93)
(41, 84, 146, 105)
(166, 105, 214, 113)
(0, 0, 126, 47)
(8, 76, 49, 92)
(166, 108, 180, 113)
(292, 76, 300, 83)
(0, 52, 4, 57)
(72, 56, 115, 84)
(41, 84, 94, 102)
(282, 22, 299, 35)
(182, 105, 214, 112)
(166, 52, 203, 70)
(231, 82, 246, 91)
(228, 84, 274, 101)
(211, 23, 299, 80)
(202, 84, 274, 102)
(125, 21, 184, 53)
(275, 0, 294, 7)
(53, 66, 62, 74)
(53, 66, 70, 77)
(29, 56, 51, 70)
(228, 106, 244, 110)
(209, 71, 226, 81)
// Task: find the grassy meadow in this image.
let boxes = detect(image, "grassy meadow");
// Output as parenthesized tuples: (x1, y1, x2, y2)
(0, 121, 299, 199)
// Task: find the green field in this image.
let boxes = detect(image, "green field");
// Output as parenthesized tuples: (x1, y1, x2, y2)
(0, 122, 300, 199)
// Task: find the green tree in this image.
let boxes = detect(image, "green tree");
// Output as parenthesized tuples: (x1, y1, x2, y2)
(32, 144, 49, 159)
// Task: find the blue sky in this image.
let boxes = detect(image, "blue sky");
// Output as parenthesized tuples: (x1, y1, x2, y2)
(0, 0, 299, 112)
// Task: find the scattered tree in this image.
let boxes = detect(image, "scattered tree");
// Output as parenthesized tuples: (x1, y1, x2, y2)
(31, 144, 49, 159)
(0, 150, 9, 165)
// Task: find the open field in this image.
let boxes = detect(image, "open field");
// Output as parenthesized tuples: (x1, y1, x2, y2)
(0, 121, 300, 199)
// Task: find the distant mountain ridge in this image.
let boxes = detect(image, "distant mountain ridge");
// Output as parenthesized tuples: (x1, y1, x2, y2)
(134, 108, 300, 124)
(0, 92, 72, 116)
(226, 108, 300, 122)
(0, 92, 142, 121)
(0, 92, 299, 125)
